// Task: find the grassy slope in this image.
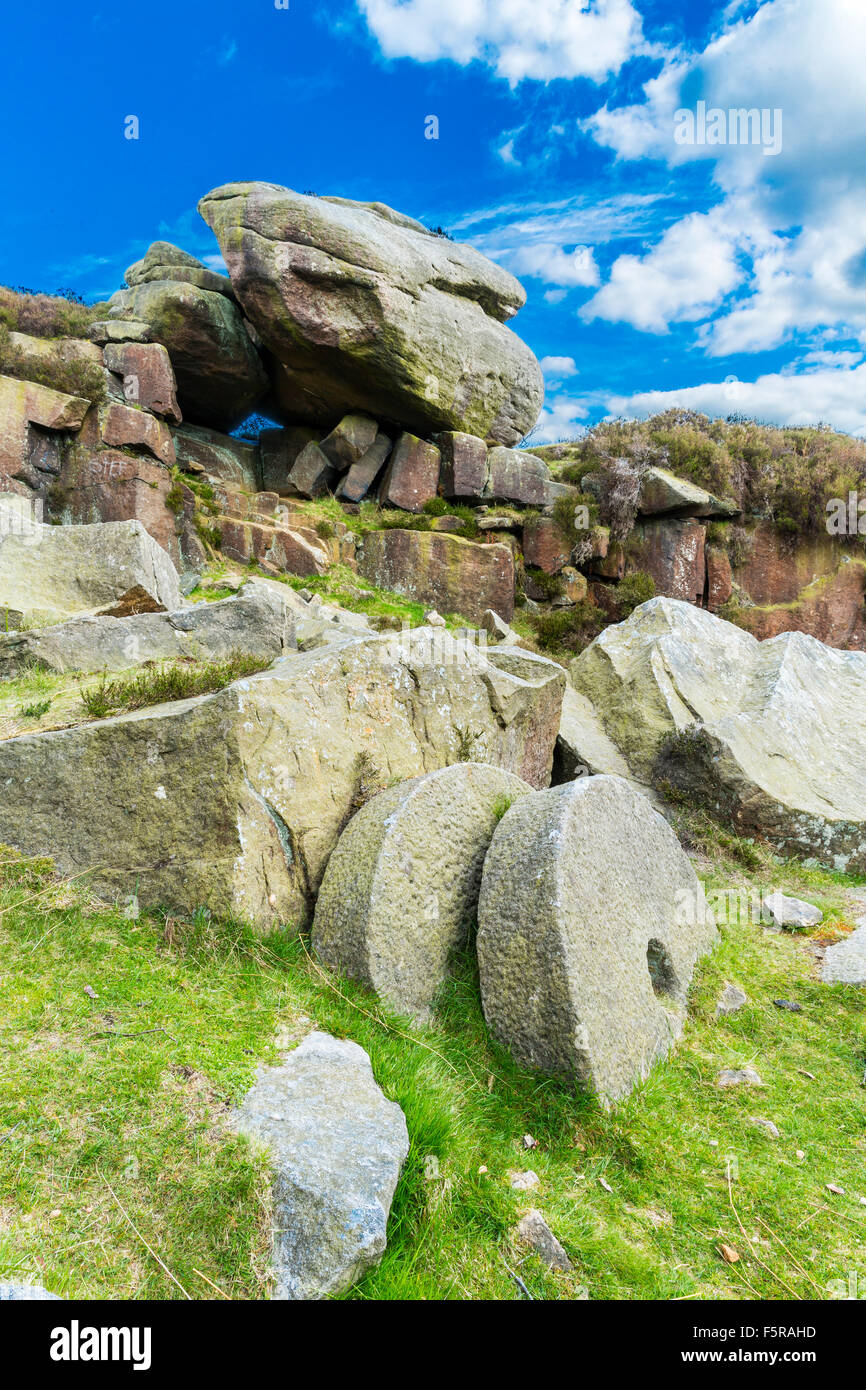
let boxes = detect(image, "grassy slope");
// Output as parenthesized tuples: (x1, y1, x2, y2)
(1, 830, 865, 1303)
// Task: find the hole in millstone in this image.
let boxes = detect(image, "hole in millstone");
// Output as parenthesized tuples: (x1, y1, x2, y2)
(646, 938, 678, 998)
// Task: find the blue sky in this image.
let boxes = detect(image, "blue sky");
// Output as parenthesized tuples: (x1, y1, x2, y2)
(3, 0, 866, 441)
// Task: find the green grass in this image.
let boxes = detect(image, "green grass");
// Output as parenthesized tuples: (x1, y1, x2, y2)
(1, 839, 865, 1301)
(79, 653, 270, 720)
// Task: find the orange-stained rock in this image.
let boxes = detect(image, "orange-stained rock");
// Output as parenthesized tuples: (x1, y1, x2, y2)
(103, 342, 181, 422)
(706, 544, 733, 612)
(0, 374, 90, 493)
(626, 518, 706, 604)
(379, 433, 440, 513)
(523, 515, 571, 574)
(219, 516, 330, 577)
(101, 403, 176, 466)
(358, 528, 514, 622)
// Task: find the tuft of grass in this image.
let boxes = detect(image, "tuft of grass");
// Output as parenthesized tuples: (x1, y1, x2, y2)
(17, 697, 52, 720)
(80, 653, 269, 720)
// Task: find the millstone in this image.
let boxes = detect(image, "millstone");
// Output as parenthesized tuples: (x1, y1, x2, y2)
(476, 775, 717, 1101)
(313, 761, 533, 1019)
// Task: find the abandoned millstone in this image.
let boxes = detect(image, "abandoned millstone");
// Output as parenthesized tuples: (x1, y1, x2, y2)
(476, 776, 717, 1101)
(570, 598, 866, 873)
(313, 763, 533, 1020)
(0, 587, 294, 678)
(232, 1032, 408, 1300)
(761, 893, 823, 931)
(0, 504, 181, 627)
(0, 629, 564, 929)
(514, 1210, 572, 1272)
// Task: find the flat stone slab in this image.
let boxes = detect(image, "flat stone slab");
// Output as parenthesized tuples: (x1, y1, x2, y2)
(822, 921, 866, 984)
(477, 775, 717, 1101)
(313, 762, 533, 1019)
(0, 587, 294, 678)
(232, 1032, 408, 1300)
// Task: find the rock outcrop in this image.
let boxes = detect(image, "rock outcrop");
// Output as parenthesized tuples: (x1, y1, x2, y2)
(570, 598, 866, 871)
(0, 630, 564, 928)
(198, 182, 544, 444)
(358, 529, 515, 623)
(313, 763, 532, 1019)
(477, 775, 717, 1100)
(232, 1032, 408, 1299)
(0, 502, 181, 626)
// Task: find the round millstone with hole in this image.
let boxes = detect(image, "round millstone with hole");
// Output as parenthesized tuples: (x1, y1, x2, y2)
(312, 762, 533, 1020)
(476, 775, 717, 1101)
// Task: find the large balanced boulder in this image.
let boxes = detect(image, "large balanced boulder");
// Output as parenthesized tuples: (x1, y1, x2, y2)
(358, 529, 515, 623)
(0, 587, 294, 678)
(570, 598, 866, 871)
(0, 503, 181, 627)
(477, 776, 717, 1100)
(313, 763, 532, 1019)
(0, 630, 564, 928)
(198, 182, 544, 444)
(108, 278, 268, 431)
(232, 1032, 408, 1300)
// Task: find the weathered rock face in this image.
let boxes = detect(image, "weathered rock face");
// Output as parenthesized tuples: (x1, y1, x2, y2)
(626, 519, 706, 604)
(198, 182, 544, 444)
(260, 426, 319, 494)
(0, 588, 294, 678)
(0, 374, 90, 494)
(0, 502, 181, 626)
(523, 515, 572, 574)
(108, 279, 268, 431)
(477, 776, 717, 1100)
(358, 529, 515, 623)
(378, 433, 440, 513)
(339, 432, 392, 503)
(570, 597, 866, 871)
(728, 523, 866, 651)
(313, 763, 532, 1019)
(102, 342, 182, 422)
(0, 630, 564, 927)
(173, 422, 261, 491)
(232, 1032, 408, 1300)
(100, 402, 176, 466)
(125, 241, 236, 299)
(638, 467, 738, 519)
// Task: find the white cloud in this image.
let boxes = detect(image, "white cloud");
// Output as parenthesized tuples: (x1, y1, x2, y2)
(540, 355, 579, 378)
(526, 395, 591, 444)
(497, 138, 520, 167)
(357, 0, 648, 84)
(605, 357, 866, 437)
(580, 209, 743, 332)
(579, 0, 866, 354)
(509, 242, 599, 288)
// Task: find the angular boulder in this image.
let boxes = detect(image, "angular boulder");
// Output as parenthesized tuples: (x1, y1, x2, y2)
(173, 421, 261, 491)
(313, 763, 533, 1019)
(108, 279, 268, 431)
(571, 597, 866, 871)
(260, 426, 319, 495)
(232, 1032, 408, 1300)
(125, 240, 236, 299)
(318, 414, 378, 471)
(103, 341, 182, 422)
(198, 182, 544, 445)
(0, 630, 564, 927)
(378, 433, 440, 513)
(339, 432, 392, 503)
(100, 402, 176, 466)
(477, 776, 717, 1100)
(0, 587, 294, 678)
(0, 374, 90, 493)
(0, 503, 181, 627)
(357, 528, 515, 623)
(438, 432, 488, 499)
(626, 519, 706, 605)
(638, 467, 738, 519)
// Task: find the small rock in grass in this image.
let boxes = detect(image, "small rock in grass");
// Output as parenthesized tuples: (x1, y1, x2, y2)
(425, 609, 446, 627)
(509, 1170, 540, 1191)
(773, 999, 803, 1012)
(0, 1284, 62, 1300)
(717, 1067, 763, 1088)
(515, 1209, 571, 1272)
(762, 893, 822, 930)
(749, 1117, 780, 1139)
(715, 982, 747, 1018)
(522, 1133, 538, 1150)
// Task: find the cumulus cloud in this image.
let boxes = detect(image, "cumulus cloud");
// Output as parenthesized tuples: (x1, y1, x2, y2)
(509, 242, 599, 288)
(605, 357, 866, 437)
(540, 355, 579, 378)
(580, 209, 743, 331)
(527, 395, 592, 444)
(357, 0, 648, 83)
